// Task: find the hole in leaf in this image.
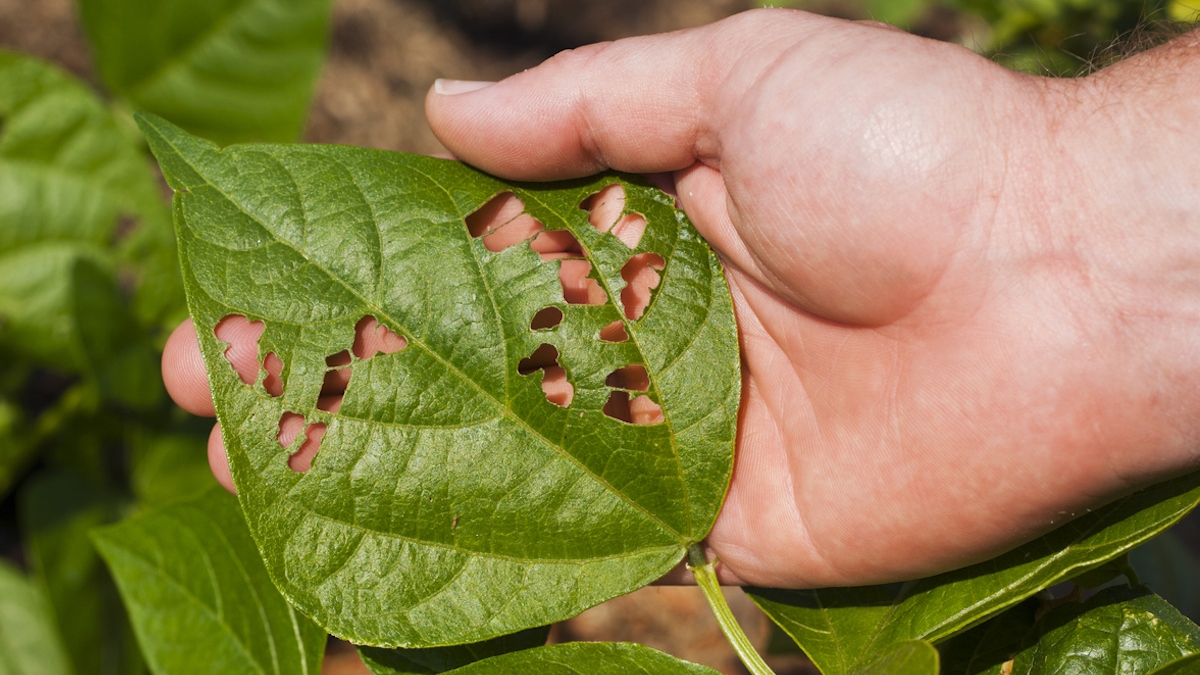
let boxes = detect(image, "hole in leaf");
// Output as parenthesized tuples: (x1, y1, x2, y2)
(560, 260, 607, 305)
(518, 343, 560, 375)
(530, 230, 584, 261)
(215, 315, 265, 385)
(599, 321, 629, 343)
(629, 395, 665, 425)
(326, 350, 351, 367)
(602, 391, 664, 425)
(605, 364, 649, 391)
(530, 306, 563, 330)
(581, 184, 647, 249)
(278, 411, 306, 448)
(263, 352, 284, 397)
(322, 368, 352, 396)
(582, 185, 624, 234)
(603, 390, 631, 423)
(289, 423, 327, 473)
(317, 394, 343, 414)
(353, 316, 407, 359)
(467, 192, 545, 252)
(518, 343, 574, 407)
(620, 253, 665, 320)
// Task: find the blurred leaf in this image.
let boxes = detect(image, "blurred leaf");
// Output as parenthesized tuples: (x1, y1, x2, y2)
(141, 113, 739, 647)
(1130, 531, 1200, 622)
(0, 50, 178, 328)
(1013, 586, 1200, 674)
(852, 639, 939, 675)
(78, 0, 334, 145)
(357, 626, 551, 674)
(0, 559, 74, 675)
(19, 471, 144, 675)
(130, 433, 214, 508)
(367, 642, 724, 674)
(0, 397, 34, 497)
(749, 471, 1200, 675)
(1169, 0, 1200, 21)
(92, 487, 326, 675)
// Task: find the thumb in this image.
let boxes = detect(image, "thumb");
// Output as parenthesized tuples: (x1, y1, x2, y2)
(424, 8, 816, 181)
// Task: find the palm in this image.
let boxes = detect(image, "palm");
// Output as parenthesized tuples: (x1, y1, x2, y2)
(663, 24, 1174, 586)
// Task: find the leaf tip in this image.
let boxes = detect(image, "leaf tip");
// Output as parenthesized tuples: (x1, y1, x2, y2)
(135, 112, 217, 192)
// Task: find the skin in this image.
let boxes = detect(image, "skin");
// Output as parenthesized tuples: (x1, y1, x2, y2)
(163, 9, 1200, 588)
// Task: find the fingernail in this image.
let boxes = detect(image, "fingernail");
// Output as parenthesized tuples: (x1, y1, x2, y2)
(434, 79, 495, 95)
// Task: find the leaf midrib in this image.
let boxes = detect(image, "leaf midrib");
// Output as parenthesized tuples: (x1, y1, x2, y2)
(169, 136, 689, 544)
(95, 531, 272, 675)
(123, 0, 256, 100)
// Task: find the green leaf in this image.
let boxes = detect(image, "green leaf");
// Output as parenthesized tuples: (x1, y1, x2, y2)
(19, 471, 144, 675)
(1147, 653, 1200, 675)
(140, 113, 740, 647)
(78, 0, 333, 145)
(749, 471, 1200, 675)
(852, 640, 939, 675)
(357, 626, 551, 674)
(377, 642, 723, 675)
(130, 433, 214, 508)
(0, 559, 73, 675)
(92, 488, 326, 675)
(0, 50, 178, 328)
(1016, 586, 1200, 675)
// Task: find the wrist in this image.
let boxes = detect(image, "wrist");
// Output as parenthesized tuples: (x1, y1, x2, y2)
(1030, 37, 1200, 484)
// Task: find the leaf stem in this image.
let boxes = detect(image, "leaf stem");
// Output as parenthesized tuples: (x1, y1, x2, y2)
(688, 543, 776, 675)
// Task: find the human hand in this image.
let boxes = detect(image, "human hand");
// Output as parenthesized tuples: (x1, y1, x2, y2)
(164, 9, 1200, 588)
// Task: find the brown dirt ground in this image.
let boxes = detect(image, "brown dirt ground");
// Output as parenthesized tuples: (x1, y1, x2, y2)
(0, 1, 817, 672)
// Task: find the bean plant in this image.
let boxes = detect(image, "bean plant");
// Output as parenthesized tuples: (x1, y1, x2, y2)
(1, 1, 1198, 674)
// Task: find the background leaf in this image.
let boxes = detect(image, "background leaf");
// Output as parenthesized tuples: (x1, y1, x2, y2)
(357, 626, 551, 674)
(129, 433, 214, 509)
(1013, 586, 1200, 675)
(749, 471, 1200, 675)
(77, 0, 334, 145)
(0, 50, 177, 331)
(92, 488, 326, 675)
(0, 559, 73, 675)
(19, 471, 144, 675)
(142, 113, 740, 647)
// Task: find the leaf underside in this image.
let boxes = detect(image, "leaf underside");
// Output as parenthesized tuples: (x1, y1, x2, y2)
(141, 114, 740, 647)
(357, 625, 551, 674)
(92, 488, 326, 675)
(372, 642, 724, 675)
(750, 471, 1200, 675)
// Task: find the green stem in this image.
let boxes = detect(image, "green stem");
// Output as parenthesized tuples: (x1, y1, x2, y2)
(688, 543, 776, 675)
